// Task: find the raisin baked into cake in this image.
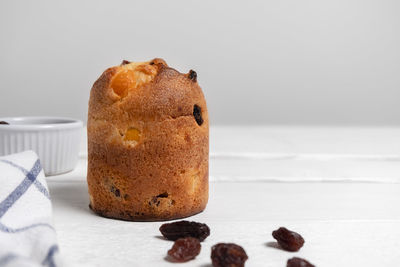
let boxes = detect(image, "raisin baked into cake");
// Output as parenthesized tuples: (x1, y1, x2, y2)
(87, 58, 209, 221)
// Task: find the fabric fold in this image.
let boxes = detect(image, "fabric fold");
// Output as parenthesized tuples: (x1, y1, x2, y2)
(0, 151, 61, 267)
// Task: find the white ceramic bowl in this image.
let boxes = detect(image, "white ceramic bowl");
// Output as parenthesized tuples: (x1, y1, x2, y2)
(0, 117, 83, 176)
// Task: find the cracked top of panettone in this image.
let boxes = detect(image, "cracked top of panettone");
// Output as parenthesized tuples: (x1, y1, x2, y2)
(88, 58, 208, 124)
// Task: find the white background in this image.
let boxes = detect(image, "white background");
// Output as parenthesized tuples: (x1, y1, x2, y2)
(0, 0, 399, 125)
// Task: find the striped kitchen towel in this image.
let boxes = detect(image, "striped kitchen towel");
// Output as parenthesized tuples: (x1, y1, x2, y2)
(0, 151, 61, 267)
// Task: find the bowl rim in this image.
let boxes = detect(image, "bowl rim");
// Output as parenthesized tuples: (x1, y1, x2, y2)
(0, 116, 83, 130)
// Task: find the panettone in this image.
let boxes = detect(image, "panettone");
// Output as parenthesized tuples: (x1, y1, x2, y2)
(87, 58, 209, 221)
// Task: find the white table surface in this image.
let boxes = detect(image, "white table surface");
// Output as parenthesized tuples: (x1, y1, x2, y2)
(47, 126, 400, 267)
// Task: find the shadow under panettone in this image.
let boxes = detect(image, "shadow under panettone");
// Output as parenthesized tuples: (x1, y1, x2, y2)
(47, 181, 92, 216)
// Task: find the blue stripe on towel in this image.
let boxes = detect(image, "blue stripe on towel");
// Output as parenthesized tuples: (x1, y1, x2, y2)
(0, 222, 54, 233)
(0, 245, 59, 267)
(0, 159, 42, 218)
(0, 159, 50, 199)
(33, 180, 50, 199)
(0, 253, 17, 266)
(42, 245, 59, 267)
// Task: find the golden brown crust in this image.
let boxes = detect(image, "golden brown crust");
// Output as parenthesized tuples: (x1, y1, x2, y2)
(87, 58, 209, 221)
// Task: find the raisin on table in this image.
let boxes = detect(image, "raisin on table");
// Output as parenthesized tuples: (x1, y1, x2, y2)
(159, 220, 210, 241)
(211, 243, 248, 267)
(287, 257, 315, 267)
(167, 237, 201, 262)
(272, 227, 305, 252)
